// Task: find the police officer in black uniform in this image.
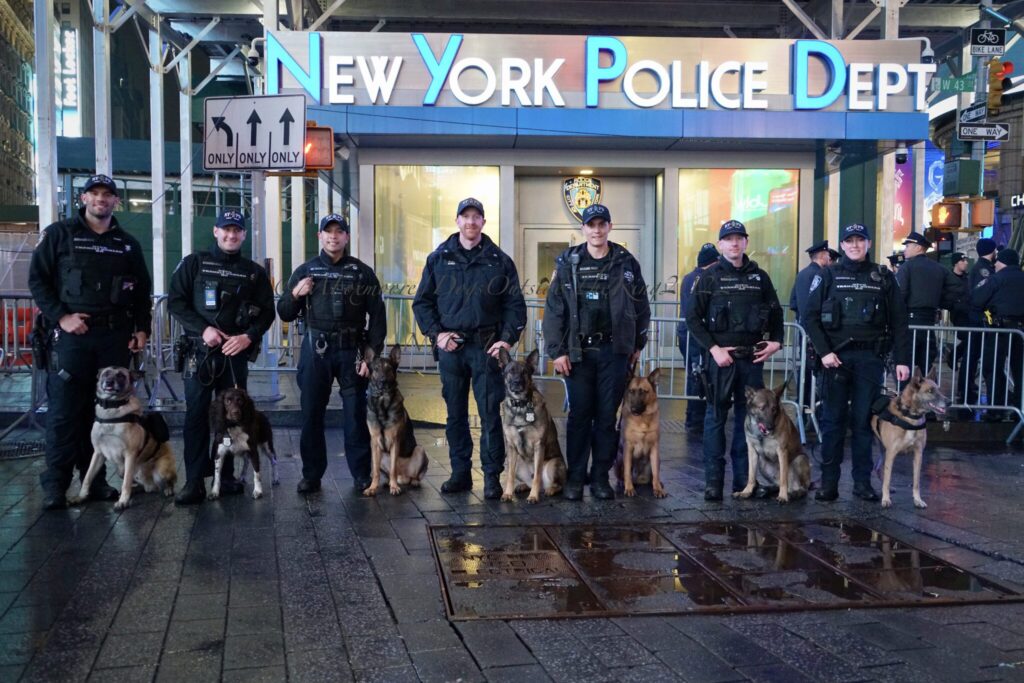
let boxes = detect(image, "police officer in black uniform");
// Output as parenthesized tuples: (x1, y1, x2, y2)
(28, 173, 153, 510)
(677, 243, 718, 433)
(805, 223, 911, 502)
(544, 203, 652, 501)
(971, 248, 1024, 415)
(789, 240, 832, 325)
(168, 210, 275, 504)
(413, 198, 526, 499)
(277, 213, 386, 494)
(896, 231, 961, 374)
(964, 238, 998, 408)
(685, 220, 784, 501)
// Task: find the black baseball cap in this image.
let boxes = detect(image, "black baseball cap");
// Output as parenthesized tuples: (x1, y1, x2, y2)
(318, 213, 349, 232)
(581, 203, 612, 224)
(841, 223, 871, 241)
(951, 251, 968, 265)
(83, 174, 118, 195)
(697, 243, 719, 267)
(456, 197, 485, 218)
(902, 231, 931, 248)
(215, 209, 246, 230)
(718, 220, 748, 239)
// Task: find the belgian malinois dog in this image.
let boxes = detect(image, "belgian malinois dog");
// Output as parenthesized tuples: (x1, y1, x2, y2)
(614, 368, 666, 498)
(497, 348, 566, 503)
(364, 345, 428, 496)
(736, 384, 810, 504)
(871, 368, 948, 509)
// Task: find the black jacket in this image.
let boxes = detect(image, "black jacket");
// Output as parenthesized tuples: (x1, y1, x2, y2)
(970, 265, 1024, 320)
(896, 253, 962, 313)
(950, 271, 970, 326)
(676, 267, 701, 344)
(168, 246, 275, 342)
(28, 208, 153, 334)
(544, 242, 651, 362)
(789, 261, 823, 325)
(412, 233, 526, 345)
(685, 255, 784, 351)
(968, 256, 996, 324)
(277, 251, 386, 354)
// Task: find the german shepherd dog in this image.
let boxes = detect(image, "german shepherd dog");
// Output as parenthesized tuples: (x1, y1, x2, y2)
(736, 384, 810, 504)
(364, 345, 428, 496)
(497, 348, 566, 503)
(614, 368, 666, 498)
(73, 366, 177, 511)
(209, 387, 279, 500)
(871, 368, 948, 509)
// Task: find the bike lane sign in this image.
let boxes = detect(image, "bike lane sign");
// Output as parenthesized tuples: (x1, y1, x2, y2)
(970, 28, 1006, 56)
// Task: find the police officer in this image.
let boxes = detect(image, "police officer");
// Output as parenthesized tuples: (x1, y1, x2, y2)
(277, 214, 386, 494)
(971, 248, 1024, 416)
(805, 223, 911, 502)
(168, 210, 275, 504)
(790, 240, 832, 325)
(685, 220, 784, 501)
(544, 204, 652, 501)
(28, 173, 153, 510)
(677, 243, 718, 433)
(827, 248, 840, 265)
(896, 231, 961, 374)
(412, 198, 526, 499)
(948, 252, 971, 418)
(963, 238, 999, 408)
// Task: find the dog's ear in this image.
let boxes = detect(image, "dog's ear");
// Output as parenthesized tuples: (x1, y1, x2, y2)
(745, 386, 757, 402)
(774, 382, 786, 400)
(362, 345, 376, 364)
(498, 347, 511, 368)
(647, 367, 661, 388)
(912, 366, 923, 382)
(925, 365, 937, 383)
(389, 344, 402, 366)
(526, 348, 539, 373)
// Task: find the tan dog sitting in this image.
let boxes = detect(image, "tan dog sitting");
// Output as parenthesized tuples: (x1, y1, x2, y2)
(736, 385, 810, 504)
(614, 368, 666, 498)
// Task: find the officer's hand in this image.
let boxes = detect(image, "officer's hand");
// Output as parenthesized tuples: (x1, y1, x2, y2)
(357, 361, 370, 378)
(59, 313, 90, 335)
(202, 326, 226, 348)
(630, 350, 641, 367)
(220, 334, 252, 357)
(129, 332, 148, 351)
(710, 346, 734, 367)
(436, 332, 458, 352)
(895, 364, 910, 382)
(752, 341, 782, 364)
(292, 277, 314, 298)
(821, 352, 842, 369)
(487, 341, 511, 358)
(553, 355, 572, 375)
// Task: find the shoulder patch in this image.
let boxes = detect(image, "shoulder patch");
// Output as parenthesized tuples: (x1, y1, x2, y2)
(809, 274, 822, 293)
(981, 268, 991, 278)
(976, 278, 989, 289)
(624, 270, 634, 283)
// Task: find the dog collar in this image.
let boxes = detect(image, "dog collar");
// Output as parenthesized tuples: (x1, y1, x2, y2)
(879, 406, 927, 431)
(96, 396, 131, 410)
(506, 397, 532, 409)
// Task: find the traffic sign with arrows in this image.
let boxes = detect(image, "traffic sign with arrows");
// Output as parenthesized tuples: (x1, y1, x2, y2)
(960, 102, 987, 124)
(957, 123, 1010, 141)
(203, 95, 307, 171)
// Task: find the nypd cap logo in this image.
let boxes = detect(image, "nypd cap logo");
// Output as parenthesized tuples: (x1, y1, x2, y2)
(216, 210, 246, 229)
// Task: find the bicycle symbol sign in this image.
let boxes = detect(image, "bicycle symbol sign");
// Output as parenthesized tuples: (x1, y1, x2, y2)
(970, 28, 1006, 56)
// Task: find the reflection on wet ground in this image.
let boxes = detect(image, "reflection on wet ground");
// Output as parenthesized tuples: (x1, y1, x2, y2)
(431, 520, 1024, 620)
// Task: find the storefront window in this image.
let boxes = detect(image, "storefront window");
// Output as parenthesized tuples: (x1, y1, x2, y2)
(678, 169, 799, 305)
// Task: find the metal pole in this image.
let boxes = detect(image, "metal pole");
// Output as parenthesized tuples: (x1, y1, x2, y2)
(34, 0, 59, 228)
(974, 0, 992, 196)
(149, 24, 167, 294)
(291, 177, 306, 273)
(93, 0, 113, 175)
(178, 52, 194, 259)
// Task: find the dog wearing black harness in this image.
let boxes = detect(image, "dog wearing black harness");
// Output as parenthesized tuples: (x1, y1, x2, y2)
(72, 366, 177, 511)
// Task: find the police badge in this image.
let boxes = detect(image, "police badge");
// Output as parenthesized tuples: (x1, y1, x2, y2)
(563, 177, 602, 222)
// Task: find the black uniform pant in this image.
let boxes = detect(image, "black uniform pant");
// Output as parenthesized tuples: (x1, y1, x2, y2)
(819, 349, 884, 488)
(182, 350, 248, 484)
(981, 326, 1024, 410)
(908, 313, 937, 375)
(955, 329, 981, 406)
(681, 334, 706, 430)
(565, 342, 629, 485)
(438, 341, 505, 481)
(702, 356, 763, 491)
(297, 335, 370, 482)
(41, 325, 132, 496)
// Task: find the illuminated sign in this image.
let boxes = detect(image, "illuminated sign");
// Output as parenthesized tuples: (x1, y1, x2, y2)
(60, 29, 79, 109)
(267, 32, 934, 113)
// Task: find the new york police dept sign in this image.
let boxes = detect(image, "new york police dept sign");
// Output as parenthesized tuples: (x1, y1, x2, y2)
(266, 32, 934, 113)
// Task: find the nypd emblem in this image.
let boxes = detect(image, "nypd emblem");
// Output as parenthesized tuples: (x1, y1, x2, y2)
(981, 268, 991, 278)
(624, 270, 634, 283)
(563, 176, 602, 223)
(870, 270, 881, 282)
(809, 274, 822, 293)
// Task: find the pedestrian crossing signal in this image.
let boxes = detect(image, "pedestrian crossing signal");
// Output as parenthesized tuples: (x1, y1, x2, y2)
(931, 202, 962, 229)
(304, 125, 335, 170)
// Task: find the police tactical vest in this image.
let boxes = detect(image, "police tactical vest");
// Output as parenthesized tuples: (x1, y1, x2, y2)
(305, 260, 368, 331)
(705, 268, 771, 345)
(59, 229, 137, 312)
(577, 253, 613, 336)
(191, 255, 262, 334)
(821, 264, 890, 341)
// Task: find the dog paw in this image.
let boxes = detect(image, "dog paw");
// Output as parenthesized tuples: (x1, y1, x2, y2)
(389, 485, 402, 496)
(252, 490, 262, 500)
(777, 496, 790, 505)
(914, 498, 928, 509)
(113, 499, 130, 512)
(624, 487, 636, 497)
(733, 490, 752, 499)
(162, 488, 174, 497)
(527, 491, 541, 504)
(881, 498, 893, 508)
(362, 485, 378, 497)
(500, 492, 515, 502)
(68, 495, 86, 506)
(653, 486, 668, 499)
(207, 491, 220, 501)
(409, 480, 421, 488)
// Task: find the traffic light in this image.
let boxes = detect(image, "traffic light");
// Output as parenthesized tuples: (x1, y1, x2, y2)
(931, 201, 963, 230)
(988, 59, 1013, 114)
(304, 124, 335, 170)
(969, 198, 996, 227)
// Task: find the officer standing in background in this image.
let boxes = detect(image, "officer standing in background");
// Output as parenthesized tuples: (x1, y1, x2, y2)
(677, 243, 718, 434)
(964, 238, 998, 408)
(971, 248, 1024, 417)
(896, 231, 961, 374)
(413, 198, 526, 499)
(544, 204, 651, 500)
(805, 223, 911, 502)
(168, 210, 275, 505)
(948, 252, 971, 419)
(789, 240, 832, 325)
(28, 173, 153, 510)
(277, 214, 386, 495)
(685, 220, 784, 501)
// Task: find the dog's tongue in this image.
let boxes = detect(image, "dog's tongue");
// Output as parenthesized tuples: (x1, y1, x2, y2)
(758, 422, 769, 435)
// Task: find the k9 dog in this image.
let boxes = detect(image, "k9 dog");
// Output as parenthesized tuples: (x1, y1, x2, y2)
(73, 366, 177, 511)
(497, 348, 566, 503)
(614, 368, 666, 498)
(364, 345, 428, 496)
(871, 368, 948, 509)
(209, 387, 279, 500)
(735, 384, 810, 504)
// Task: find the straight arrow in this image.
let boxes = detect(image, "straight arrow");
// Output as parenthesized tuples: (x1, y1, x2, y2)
(280, 109, 295, 146)
(247, 110, 262, 147)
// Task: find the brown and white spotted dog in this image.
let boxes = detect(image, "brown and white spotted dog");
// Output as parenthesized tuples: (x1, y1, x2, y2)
(209, 387, 279, 500)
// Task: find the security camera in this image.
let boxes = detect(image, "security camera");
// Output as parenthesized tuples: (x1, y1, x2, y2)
(247, 54, 260, 68)
(825, 143, 843, 168)
(921, 46, 935, 64)
(895, 144, 908, 165)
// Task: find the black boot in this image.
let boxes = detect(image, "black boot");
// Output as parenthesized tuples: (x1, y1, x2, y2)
(815, 484, 839, 502)
(590, 478, 615, 500)
(440, 475, 472, 494)
(87, 481, 119, 501)
(564, 481, 584, 501)
(174, 479, 206, 506)
(704, 483, 724, 502)
(297, 478, 321, 494)
(852, 482, 880, 502)
(483, 475, 502, 500)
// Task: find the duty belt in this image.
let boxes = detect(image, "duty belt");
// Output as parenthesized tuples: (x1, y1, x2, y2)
(907, 308, 937, 321)
(580, 332, 612, 347)
(309, 327, 364, 349)
(83, 311, 131, 329)
(459, 326, 498, 345)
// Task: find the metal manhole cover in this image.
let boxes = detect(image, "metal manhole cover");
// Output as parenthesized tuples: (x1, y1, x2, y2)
(429, 520, 1024, 620)
(0, 440, 45, 460)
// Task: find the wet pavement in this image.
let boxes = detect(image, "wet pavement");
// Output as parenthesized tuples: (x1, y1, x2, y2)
(0, 419, 1023, 681)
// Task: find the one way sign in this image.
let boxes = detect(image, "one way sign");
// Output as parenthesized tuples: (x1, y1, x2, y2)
(957, 123, 1010, 141)
(203, 95, 307, 171)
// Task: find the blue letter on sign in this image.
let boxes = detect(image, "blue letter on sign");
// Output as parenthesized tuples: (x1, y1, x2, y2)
(792, 40, 846, 110)
(585, 36, 627, 107)
(413, 34, 463, 106)
(267, 31, 321, 103)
